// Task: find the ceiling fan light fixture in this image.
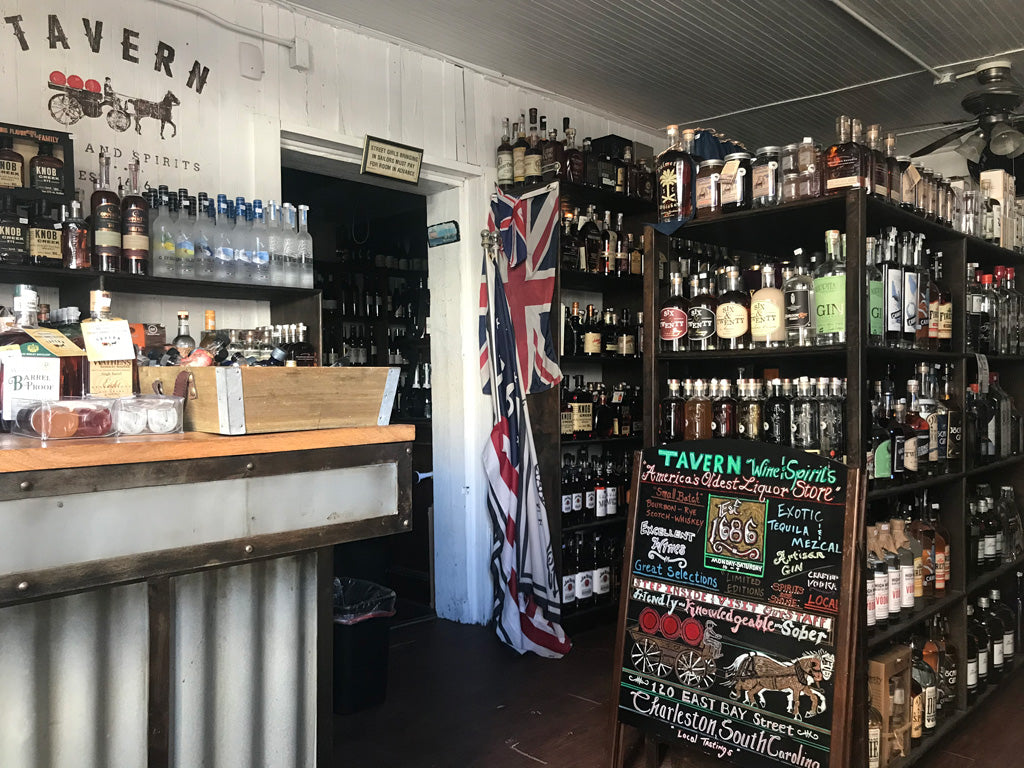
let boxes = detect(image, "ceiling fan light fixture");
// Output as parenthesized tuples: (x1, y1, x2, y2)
(989, 122, 1024, 155)
(955, 132, 987, 163)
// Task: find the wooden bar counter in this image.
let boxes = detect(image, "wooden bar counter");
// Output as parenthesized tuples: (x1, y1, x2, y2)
(0, 426, 414, 768)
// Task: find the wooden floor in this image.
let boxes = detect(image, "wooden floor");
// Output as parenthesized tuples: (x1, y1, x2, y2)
(332, 618, 1024, 768)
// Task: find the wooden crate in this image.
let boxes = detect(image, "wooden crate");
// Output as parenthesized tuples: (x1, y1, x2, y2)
(138, 366, 400, 435)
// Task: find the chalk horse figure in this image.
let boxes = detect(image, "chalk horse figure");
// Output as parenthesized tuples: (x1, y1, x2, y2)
(129, 91, 180, 139)
(724, 649, 835, 720)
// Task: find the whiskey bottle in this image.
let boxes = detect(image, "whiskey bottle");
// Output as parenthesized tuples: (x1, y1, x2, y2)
(582, 137, 598, 187)
(574, 532, 594, 610)
(562, 122, 584, 184)
(511, 117, 528, 188)
(977, 596, 1005, 683)
(61, 200, 91, 270)
(120, 160, 149, 275)
(885, 133, 901, 204)
(524, 108, 543, 186)
(28, 200, 61, 268)
(813, 229, 846, 345)
(29, 141, 63, 195)
(579, 205, 602, 273)
(687, 272, 718, 351)
(683, 378, 712, 440)
(571, 375, 593, 440)
(823, 115, 862, 194)
(715, 267, 750, 349)
(0, 194, 28, 265)
(736, 379, 764, 441)
(906, 380, 932, 477)
(560, 534, 577, 615)
(90, 152, 122, 272)
(542, 119, 562, 182)
(867, 125, 889, 200)
(660, 378, 685, 443)
(909, 638, 939, 737)
(659, 273, 689, 352)
(0, 135, 24, 188)
(711, 379, 737, 439)
(656, 126, 698, 224)
(868, 696, 882, 768)
(929, 252, 952, 351)
(851, 119, 872, 195)
(80, 290, 138, 397)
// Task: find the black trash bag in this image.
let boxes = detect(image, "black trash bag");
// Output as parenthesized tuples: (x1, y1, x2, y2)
(332, 577, 397, 625)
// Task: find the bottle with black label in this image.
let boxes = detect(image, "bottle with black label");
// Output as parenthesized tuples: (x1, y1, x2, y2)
(0, 193, 28, 265)
(0, 135, 24, 189)
(29, 141, 63, 195)
(28, 200, 61, 268)
(90, 152, 122, 272)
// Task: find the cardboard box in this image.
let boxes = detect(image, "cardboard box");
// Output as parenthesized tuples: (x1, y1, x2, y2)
(138, 366, 400, 435)
(869, 645, 912, 768)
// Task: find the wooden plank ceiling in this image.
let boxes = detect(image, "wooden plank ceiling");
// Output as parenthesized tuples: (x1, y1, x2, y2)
(293, 0, 1024, 154)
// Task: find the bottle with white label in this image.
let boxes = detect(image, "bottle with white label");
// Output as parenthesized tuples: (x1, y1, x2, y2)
(977, 596, 1005, 683)
(560, 534, 576, 615)
(868, 696, 882, 768)
(574, 532, 594, 610)
(989, 588, 1016, 666)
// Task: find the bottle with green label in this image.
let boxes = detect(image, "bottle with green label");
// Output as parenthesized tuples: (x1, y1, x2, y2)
(814, 229, 847, 345)
(865, 235, 883, 345)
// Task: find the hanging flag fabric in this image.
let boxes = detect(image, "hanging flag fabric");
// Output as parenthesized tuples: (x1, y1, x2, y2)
(480, 232, 570, 659)
(479, 183, 562, 396)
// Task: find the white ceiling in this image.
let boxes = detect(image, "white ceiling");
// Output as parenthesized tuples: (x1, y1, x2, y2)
(291, 0, 1024, 154)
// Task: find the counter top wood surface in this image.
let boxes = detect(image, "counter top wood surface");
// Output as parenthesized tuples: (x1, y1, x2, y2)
(0, 425, 415, 473)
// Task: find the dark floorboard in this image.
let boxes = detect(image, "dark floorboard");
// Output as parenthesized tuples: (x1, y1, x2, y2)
(332, 619, 1024, 768)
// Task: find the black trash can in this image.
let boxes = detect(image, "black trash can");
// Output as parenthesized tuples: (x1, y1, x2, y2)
(332, 577, 397, 715)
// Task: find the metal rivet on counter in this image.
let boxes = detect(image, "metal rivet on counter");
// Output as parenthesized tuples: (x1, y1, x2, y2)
(244, 544, 254, 554)
(19, 481, 31, 491)
(17, 581, 29, 591)
(245, 462, 255, 471)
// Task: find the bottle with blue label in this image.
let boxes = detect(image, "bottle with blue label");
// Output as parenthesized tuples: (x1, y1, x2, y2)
(175, 195, 196, 279)
(212, 195, 235, 281)
(193, 199, 216, 280)
(251, 199, 270, 283)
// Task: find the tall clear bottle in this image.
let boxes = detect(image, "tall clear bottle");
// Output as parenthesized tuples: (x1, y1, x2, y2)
(750, 263, 786, 347)
(251, 199, 270, 283)
(814, 229, 846, 345)
(193, 199, 215, 280)
(212, 195, 236, 282)
(150, 198, 176, 278)
(174, 196, 196, 279)
(296, 204, 314, 289)
(266, 200, 284, 286)
(783, 249, 814, 346)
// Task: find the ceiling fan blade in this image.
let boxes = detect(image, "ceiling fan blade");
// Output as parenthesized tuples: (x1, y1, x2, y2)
(893, 118, 978, 133)
(910, 124, 978, 157)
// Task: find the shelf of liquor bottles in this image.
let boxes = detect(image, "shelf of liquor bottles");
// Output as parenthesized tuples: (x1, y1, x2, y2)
(867, 471, 966, 502)
(564, 515, 628, 535)
(869, 591, 966, 651)
(965, 554, 1024, 599)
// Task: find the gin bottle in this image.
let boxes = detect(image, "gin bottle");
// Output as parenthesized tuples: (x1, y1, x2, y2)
(813, 229, 846, 345)
(866, 236, 883, 345)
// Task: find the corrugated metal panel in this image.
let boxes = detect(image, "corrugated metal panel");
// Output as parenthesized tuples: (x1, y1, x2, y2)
(291, 0, 1024, 153)
(172, 554, 318, 768)
(0, 584, 149, 768)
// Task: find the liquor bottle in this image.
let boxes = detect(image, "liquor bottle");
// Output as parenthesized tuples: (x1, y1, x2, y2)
(1007, 268, 1023, 354)
(687, 272, 718, 350)
(90, 152, 122, 272)
(656, 125, 698, 224)
(0, 284, 85, 430)
(683, 378, 713, 440)
(212, 196, 236, 282)
(877, 228, 902, 348)
(118, 160, 149, 275)
(891, 518, 920, 612)
(568, 455, 584, 527)
(511, 118, 528, 188)
(593, 532, 611, 604)
(599, 210, 616, 275)
(541, 117, 562, 182)
(231, 198, 252, 283)
(982, 179, 1002, 244)
(593, 457, 608, 520)
(561, 534, 577, 615)
(562, 122, 584, 184)
(192, 199, 216, 280)
(582, 137, 598, 187)
(496, 118, 514, 191)
(893, 400, 914, 482)
(716, 267, 750, 349)
(581, 454, 597, 523)
(905, 380, 931, 477)
(27, 200, 60, 268)
(921, 620, 945, 721)
(877, 523, 903, 622)
(659, 273, 688, 351)
(616, 309, 636, 358)
(910, 638, 938, 739)
(296, 204, 314, 289)
(980, 494, 1001, 570)
(851, 119, 872, 195)
(0, 134, 25, 188)
(570, 375, 593, 440)
(61, 200, 91, 270)
(937, 615, 960, 718)
(574, 532, 594, 610)
(79, 289, 138, 397)
(814, 229, 846, 345)
(884, 133, 900, 204)
(899, 233, 919, 348)
(866, 527, 889, 628)
(927, 500, 950, 599)
(594, 392, 615, 439)
(29, 140, 63, 194)
(965, 606, 980, 704)
(175, 196, 196, 279)
(820, 377, 846, 462)
(783, 249, 814, 346)
(249, 199, 271, 284)
(614, 215, 629, 278)
(171, 310, 196, 356)
(582, 304, 602, 358)
(736, 379, 764, 441)
(750, 264, 786, 348)
(579, 205, 602, 273)
(865, 546, 877, 632)
(865, 236, 883, 345)
(999, 485, 1024, 562)
(661, 379, 685, 443)
(0, 194, 27, 265)
(990, 588, 1016, 666)
(867, 125, 889, 200)
(823, 115, 863, 194)
(1016, 572, 1024, 653)
(978, 596, 1005, 683)
(763, 378, 791, 446)
(868, 696, 882, 768)
(792, 377, 821, 454)
(711, 379, 738, 439)
(524, 108, 543, 186)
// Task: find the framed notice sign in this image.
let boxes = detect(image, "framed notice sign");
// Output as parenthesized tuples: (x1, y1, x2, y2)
(610, 440, 859, 768)
(360, 135, 423, 185)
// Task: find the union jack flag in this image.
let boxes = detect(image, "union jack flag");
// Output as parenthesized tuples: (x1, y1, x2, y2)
(479, 183, 562, 396)
(480, 228, 570, 659)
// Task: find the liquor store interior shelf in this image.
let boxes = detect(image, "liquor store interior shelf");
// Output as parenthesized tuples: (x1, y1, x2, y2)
(563, 516, 628, 534)
(965, 453, 1024, 477)
(867, 590, 964, 651)
(964, 555, 1024, 596)
(865, 345, 963, 362)
(555, 180, 656, 218)
(561, 271, 643, 293)
(562, 435, 642, 447)
(560, 354, 642, 366)
(655, 345, 847, 362)
(866, 471, 965, 501)
(561, 600, 620, 633)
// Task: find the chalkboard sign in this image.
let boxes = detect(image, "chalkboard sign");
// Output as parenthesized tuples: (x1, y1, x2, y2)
(613, 440, 853, 768)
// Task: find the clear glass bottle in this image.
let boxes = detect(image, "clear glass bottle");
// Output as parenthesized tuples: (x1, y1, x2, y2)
(783, 249, 814, 346)
(212, 195, 236, 282)
(660, 378, 685, 443)
(715, 267, 750, 349)
(750, 263, 786, 347)
(763, 378, 791, 446)
(683, 378, 713, 440)
(496, 117, 514, 191)
(174, 195, 196, 279)
(814, 229, 846, 345)
(865, 236, 883, 345)
(61, 199, 91, 270)
(736, 379, 764, 441)
(171, 310, 196, 357)
(687, 272, 718, 350)
(251, 199, 271, 283)
(192, 199, 215, 280)
(281, 203, 300, 287)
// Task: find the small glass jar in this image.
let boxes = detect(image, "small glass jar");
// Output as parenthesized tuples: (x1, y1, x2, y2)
(720, 152, 753, 213)
(934, 174, 948, 226)
(896, 155, 914, 210)
(962, 189, 980, 236)
(782, 172, 800, 203)
(797, 137, 817, 174)
(752, 146, 781, 208)
(695, 159, 724, 218)
(781, 143, 800, 176)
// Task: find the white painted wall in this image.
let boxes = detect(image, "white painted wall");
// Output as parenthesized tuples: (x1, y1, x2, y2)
(0, 0, 665, 625)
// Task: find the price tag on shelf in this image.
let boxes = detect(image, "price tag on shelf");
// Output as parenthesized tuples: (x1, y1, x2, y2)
(81, 319, 135, 362)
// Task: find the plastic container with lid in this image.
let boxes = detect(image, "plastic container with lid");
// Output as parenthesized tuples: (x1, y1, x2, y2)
(720, 152, 753, 213)
(752, 146, 781, 208)
(694, 159, 724, 218)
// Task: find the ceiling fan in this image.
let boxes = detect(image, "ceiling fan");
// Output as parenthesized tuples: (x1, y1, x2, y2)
(906, 59, 1024, 160)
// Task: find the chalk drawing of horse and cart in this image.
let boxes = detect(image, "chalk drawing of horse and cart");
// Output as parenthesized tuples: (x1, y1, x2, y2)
(46, 72, 179, 138)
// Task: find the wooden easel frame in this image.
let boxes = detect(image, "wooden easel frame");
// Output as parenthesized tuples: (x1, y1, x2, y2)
(608, 452, 865, 768)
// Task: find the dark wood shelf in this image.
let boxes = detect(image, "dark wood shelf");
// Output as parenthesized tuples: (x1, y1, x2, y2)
(97, 272, 319, 302)
(866, 345, 961, 361)
(564, 516, 628, 534)
(560, 599, 620, 633)
(867, 471, 964, 501)
(0, 263, 93, 290)
(562, 435, 643, 446)
(964, 555, 1024, 597)
(867, 590, 964, 650)
(560, 354, 642, 365)
(561, 270, 643, 294)
(656, 345, 846, 361)
(557, 180, 656, 218)
(966, 454, 1024, 476)
(864, 198, 964, 244)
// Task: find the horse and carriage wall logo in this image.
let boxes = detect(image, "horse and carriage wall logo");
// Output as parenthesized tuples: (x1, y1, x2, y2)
(704, 495, 768, 577)
(46, 71, 180, 139)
